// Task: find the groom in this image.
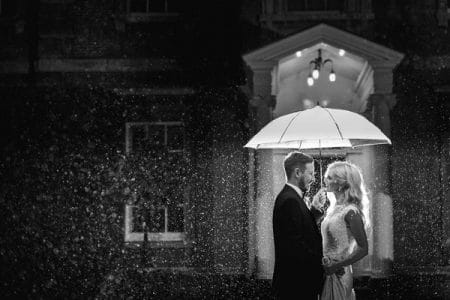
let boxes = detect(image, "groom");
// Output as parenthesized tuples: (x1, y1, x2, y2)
(272, 151, 325, 300)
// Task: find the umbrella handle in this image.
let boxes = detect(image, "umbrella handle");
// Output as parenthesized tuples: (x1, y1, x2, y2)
(319, 144, 323, 189)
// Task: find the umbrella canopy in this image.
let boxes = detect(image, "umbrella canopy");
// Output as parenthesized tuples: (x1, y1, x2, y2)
(245, 106, 390, 149)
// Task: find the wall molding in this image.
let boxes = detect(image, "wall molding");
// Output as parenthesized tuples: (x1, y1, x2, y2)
(0, 58, 178, 74)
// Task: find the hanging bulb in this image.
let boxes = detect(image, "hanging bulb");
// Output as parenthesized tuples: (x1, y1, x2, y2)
(329, 70, 336, 82)
(312, 68, 319, 80)
(307, 76, 314, 86)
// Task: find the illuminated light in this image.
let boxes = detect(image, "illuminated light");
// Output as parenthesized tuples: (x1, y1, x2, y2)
(329, 71, 336, 82)
(307, 76, 314, 86)
(339, 49, 346, 56)
(312, 69, 319, 80)
(303, 99, 314, 108)
(295, 51, 302, 57)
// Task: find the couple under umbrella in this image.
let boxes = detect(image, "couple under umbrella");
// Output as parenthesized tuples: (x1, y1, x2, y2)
(245, 106, 390, 299)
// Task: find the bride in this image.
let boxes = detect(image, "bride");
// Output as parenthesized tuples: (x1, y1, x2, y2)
(312, 161, 370, 300)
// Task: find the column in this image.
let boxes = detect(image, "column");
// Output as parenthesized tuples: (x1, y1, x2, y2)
(248, 66, 277, 279)
(368, 67, 397, 276)
(441, 137, 450, 265)
(251, 69, 274, 131)
(436, 0, 448, 27)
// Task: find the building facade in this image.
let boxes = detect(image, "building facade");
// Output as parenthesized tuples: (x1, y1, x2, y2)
(0, 0, 449, 297)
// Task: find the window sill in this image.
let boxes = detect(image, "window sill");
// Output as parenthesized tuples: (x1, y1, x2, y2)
(125, 232, 186, 243)
(124, 239, 191, 249)
(260, 11, 374, 21)
(40, 33, 76, 38)
(0, 15, 20, 22)
(125, 12, 180, 23)
(41, 0, 75, 3)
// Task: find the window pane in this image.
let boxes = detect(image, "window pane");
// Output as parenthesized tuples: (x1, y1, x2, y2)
(129, 0, 147, 12)
(148, 0, 166, 12)
(308, 0, 326, 10)
(133, 205, 166, 232)
(131, 125, 147, 152)
(167, 125, 184, 151)
(287, 0, 306, 11)
(168, 203, 184, 232)
(131, 206, 145, 232)
(167, 0, 182, 12)
(327, 0, 344, 10)
(148, 124, 165, 147)
(148, 207, 165, 232)
(0, 0, 18, 17)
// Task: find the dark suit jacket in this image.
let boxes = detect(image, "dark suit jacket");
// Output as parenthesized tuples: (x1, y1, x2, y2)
(272, 185, 324, 299)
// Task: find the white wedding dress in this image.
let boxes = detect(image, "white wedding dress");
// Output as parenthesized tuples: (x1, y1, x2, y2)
(320, 203, 359, 300)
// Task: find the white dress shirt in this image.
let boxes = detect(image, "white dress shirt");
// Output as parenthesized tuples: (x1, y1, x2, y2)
(286, 182, 311, 210)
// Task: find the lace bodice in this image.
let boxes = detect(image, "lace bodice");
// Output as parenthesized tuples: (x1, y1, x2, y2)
(321, 204, 359, 261)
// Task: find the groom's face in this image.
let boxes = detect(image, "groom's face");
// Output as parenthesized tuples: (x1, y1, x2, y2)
(298, 162, 315, 190)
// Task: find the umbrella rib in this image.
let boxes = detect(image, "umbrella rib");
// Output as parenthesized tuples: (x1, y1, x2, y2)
(278, 111, 303, 143)
(323, 107, 344, 140)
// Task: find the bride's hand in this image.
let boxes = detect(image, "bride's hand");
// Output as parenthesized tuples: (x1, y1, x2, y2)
(312, 188, 328, 211)
(324, 263, 344, 276)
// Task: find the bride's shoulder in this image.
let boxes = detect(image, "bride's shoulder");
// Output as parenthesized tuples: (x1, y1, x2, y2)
(343, 204, 364, 223)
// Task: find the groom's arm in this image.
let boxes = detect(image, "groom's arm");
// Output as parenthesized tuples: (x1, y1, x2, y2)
(283, 197, 321, 259)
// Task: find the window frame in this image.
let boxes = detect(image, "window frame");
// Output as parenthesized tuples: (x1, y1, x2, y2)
(124, 121, 187, 243)
(40, 0, 75, 3)
(126, 0, 180, 21)
(125, 121, 184, 155)
(285, 0, 344, 13)
(0, 0, 19, 19)
(124, 202, 186, 243)
(260, 0, 375, 22)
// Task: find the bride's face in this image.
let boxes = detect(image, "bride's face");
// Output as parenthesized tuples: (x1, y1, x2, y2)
(324, 173, 338, 193)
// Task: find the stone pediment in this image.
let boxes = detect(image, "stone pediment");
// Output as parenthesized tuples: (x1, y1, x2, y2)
(243, 23, 404, 69)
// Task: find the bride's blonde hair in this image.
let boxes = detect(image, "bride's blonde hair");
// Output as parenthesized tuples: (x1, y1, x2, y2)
(325, 161, 370, 227)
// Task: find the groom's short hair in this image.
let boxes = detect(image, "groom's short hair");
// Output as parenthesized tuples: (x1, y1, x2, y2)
(284, 151, 314, 179)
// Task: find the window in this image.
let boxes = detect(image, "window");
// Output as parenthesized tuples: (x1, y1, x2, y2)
(125, 121, 184, 154)
(127, 0, 182, 14)
(286, 0, 344, 11)
(124, 122, 186, 243)
(0, 0, 18, 18)
(40, 0, 75, 3)
(125, 199, 185, 242)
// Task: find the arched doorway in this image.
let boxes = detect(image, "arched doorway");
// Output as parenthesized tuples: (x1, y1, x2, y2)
(243, 24, 404, 279)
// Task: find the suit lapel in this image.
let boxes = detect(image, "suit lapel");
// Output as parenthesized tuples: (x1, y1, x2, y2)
(284, 185, 311, 219)
(284, 185, 321, 235)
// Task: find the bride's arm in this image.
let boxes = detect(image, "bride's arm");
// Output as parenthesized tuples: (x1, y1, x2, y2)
(325, 210, 368, 274)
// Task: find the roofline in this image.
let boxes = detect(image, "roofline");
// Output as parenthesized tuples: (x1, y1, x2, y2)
(243, 23, 404, 68)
